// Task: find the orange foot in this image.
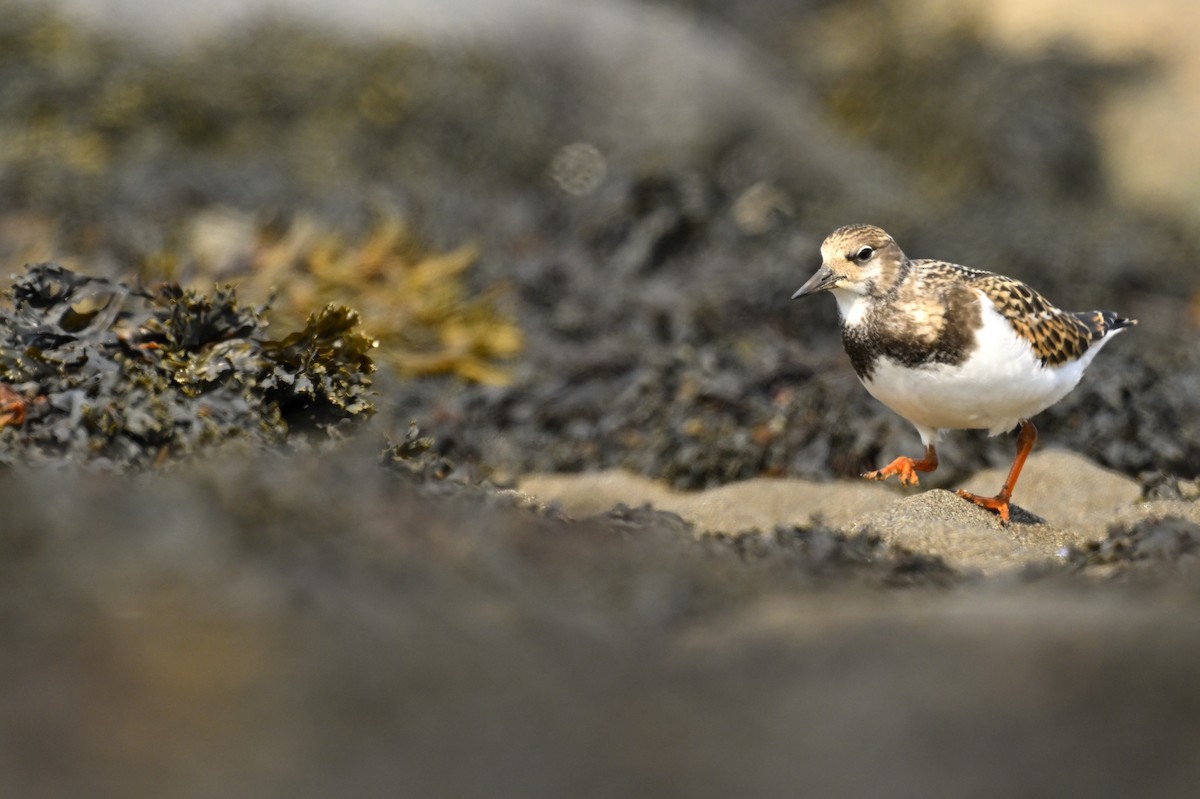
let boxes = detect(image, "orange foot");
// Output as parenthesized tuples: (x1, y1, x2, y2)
(956, 490, 1011, 525)
(862, 445, 938, 488)
(953, 419, 1039, 527)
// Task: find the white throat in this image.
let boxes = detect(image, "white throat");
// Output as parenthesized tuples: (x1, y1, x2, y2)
(831, 288, 870, 327)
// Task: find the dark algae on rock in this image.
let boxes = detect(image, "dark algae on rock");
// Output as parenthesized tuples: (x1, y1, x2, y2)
(1065, 516, 1200, 577)
(0, 262, 375, 468)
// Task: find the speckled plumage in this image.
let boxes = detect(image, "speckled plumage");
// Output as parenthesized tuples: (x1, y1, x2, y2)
(947, 264, 1124, 366)
(834, 254, 1129, 379)
(792, 223, 1136, 524)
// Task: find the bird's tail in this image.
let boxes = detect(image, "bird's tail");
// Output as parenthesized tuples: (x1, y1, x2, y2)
(1072, 310, 1137, 341)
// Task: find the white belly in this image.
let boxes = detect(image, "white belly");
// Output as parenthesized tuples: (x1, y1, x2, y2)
(859, 298, 1115, 442)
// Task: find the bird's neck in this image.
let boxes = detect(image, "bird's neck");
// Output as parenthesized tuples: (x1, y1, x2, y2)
(832, 288, 871, 328)
(873, 257, 911, 298)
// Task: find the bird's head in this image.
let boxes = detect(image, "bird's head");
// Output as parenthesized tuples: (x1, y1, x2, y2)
(792, 224, 906, 300)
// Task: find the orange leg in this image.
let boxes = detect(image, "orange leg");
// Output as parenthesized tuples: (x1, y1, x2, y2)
(956, 419, 1037, 525)
(862, 444, 938, 487)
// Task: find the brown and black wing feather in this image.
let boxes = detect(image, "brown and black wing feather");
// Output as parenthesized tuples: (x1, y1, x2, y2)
(1071, 309, 1137, 341)
(916, 260, 1136, 366)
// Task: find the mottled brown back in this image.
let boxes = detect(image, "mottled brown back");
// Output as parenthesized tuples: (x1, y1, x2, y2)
(914, 260, 1135, 366)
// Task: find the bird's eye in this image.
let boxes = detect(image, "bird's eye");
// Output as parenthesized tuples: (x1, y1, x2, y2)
(854, 246, 875, 262)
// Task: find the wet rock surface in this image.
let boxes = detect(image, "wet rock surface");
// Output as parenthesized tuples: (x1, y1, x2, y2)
(4, 1, 1200, 796)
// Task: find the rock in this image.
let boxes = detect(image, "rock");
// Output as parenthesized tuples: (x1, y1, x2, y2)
(518, 470, 896, 531)
(670, 478, 896, 533)
(1108, 499, 1200, 531)
(520, 450, 1152, 574)
(848, 489, 1085, 575)
(956, 448, 1144, 535)
(848, 451, 1144, 574)
(518, 470, 679, 519)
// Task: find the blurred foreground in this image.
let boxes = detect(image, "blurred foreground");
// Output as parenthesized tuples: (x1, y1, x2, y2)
(4, 447, 1200, 798)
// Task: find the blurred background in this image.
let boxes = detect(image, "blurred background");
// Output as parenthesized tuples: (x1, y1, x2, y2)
(4, 0, 1198, 484)
(3, 1, 1200, 796)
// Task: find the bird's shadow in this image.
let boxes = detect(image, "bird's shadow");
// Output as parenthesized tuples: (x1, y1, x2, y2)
(1006, 504, 1046, 526)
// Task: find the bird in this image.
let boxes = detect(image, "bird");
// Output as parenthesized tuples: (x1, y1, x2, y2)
(792, 223, 1136, 524)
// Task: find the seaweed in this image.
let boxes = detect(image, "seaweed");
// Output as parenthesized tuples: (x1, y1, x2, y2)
(0, 1, 550, 253)
(0, 262, 375, 468)
(173, 213, 524, 386)
(1067, 517, 1200, 572)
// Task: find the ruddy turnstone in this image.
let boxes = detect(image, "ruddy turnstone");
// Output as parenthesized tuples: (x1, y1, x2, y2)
(792, 223, 1136, 523)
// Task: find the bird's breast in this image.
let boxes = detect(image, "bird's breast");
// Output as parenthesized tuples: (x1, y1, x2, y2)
(839, 288, 980, 382)
(855, 299, 1092, 434)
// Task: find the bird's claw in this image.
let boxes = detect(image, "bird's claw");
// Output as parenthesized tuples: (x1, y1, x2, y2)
(862, 458, 922, 487)
(956, 489, 1011, 525)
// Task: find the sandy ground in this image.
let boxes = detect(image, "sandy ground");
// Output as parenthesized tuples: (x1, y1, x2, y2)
(521, 449, 1186, 573)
